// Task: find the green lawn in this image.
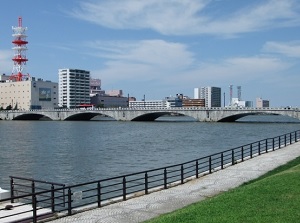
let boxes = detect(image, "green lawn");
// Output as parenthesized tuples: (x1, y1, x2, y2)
(145, 156, 300, 223)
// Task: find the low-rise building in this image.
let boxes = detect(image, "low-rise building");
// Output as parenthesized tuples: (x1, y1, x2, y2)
(0, 75, 58, 110)
(182, 99, 205, 107)
(256, 97, 270, 108)
(91, 95, 128, 108)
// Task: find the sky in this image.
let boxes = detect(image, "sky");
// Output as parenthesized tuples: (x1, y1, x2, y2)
(0, 0, 300, 107)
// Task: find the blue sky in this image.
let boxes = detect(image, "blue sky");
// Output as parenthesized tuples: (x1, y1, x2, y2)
(0, 0, 300, 106)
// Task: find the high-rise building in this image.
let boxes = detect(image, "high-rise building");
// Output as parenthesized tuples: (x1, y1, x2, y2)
(58, 69, 90, 108)
(195, 87, 221, 107)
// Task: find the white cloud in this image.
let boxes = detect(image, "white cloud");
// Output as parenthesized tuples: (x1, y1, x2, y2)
(263, 41, 300, 58)
(86, 39, 291, 90)
(86, 39, 195, 81)
(70, 0, 300, 36)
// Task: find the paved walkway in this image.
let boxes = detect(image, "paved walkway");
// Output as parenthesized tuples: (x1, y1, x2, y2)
(45, 142, 300, 223)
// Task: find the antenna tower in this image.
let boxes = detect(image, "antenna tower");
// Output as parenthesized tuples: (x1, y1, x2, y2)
(237, 86, 241, 101)
(10, 17, 29, 81)
(229, 85, 233, 106)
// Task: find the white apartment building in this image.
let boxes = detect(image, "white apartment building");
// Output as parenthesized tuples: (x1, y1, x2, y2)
(129, 97, 182, 108)
(194, 87, 221, 107)
(129, 100, 165, 108)
(59, 69, 91, 108)
(0, 75, 58, 110)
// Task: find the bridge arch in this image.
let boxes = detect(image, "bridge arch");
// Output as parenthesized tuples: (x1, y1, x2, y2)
(217, 111, 297, 122)
(130, 111, 194, 121)
(64, 112, 117, 121)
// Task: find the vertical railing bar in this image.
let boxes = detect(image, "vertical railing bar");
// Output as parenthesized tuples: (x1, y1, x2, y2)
(67, 188, 72, 216)
(285, 135, 287, 146)
(145, 172, 148, 194)
(181, 165, 184, 184)
(122, 177, 126, 201)
(241, 146, 244, 162)
(51, 185, 55, 212)
(164, 168, 167, 189)
(97, 182, 101, 208)
(32, 195, 37, 223)
(196, 160, 199, 178)
(10, 177, 14, 203)
(221, 153, 224, 169)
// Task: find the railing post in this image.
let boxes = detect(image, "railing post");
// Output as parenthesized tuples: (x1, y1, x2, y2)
(279, 137, 281, 148)
(272, 138, 275, 151)
(258, 142, 261, 155)
(97, 182, 101, 208)
(31, 181, 35, 194)
(32, 195, 37, 223)
(290, 133, 292, 144)
(241, 147, 244, 162)
(221, 153, 224, 169)
(285, 135, 287, 146)
(265, 139, 268, 153)
(196, 160, 199, 178)
(164, 168, 167, 189)
(181, 165, 184, 184)
(51, 185, 55, 212)
(145, 172, 148, 194)
(209, 157, 212, 173)
(10, 177, 14, 203)
(250, 144, 253, 158)
(67, 188, 72, 216)
(31, 181, 35, 208)
(231, 149, 235, 165)
(122, 176, 126, 201)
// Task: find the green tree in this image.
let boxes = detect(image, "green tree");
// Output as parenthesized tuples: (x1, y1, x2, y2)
(5, 105, 12, 110)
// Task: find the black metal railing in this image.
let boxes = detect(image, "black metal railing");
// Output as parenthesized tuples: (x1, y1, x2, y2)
(1, 130, 299, 223)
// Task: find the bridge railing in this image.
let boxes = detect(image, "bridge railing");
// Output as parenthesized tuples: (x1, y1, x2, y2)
(1, 130, 300, 222)
(0, 106, 299, 113)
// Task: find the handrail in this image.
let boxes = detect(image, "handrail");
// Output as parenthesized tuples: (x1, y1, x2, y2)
(1, 130, 299, 223)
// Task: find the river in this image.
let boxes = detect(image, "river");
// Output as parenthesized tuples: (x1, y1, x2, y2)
(0, 115, 299, 189)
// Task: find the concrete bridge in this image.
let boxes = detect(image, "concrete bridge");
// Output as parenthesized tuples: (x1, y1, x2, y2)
(0, 107, 299, 122)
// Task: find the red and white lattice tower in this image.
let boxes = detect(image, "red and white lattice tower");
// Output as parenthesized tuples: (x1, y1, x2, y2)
(10, 17, 30, 81)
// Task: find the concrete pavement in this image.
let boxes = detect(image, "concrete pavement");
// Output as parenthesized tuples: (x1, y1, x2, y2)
(44, 142, 300, 223)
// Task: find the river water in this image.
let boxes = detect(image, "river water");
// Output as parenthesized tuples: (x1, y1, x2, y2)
(0, 115, 299, 189)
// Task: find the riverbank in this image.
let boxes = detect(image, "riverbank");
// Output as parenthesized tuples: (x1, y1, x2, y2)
(46, 140, 300, 223)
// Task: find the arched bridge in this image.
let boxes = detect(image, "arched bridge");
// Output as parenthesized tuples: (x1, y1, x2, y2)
(0, 107, 299, 122)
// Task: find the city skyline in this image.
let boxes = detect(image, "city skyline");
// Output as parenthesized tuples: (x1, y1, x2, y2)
(0, 0, 300, 106)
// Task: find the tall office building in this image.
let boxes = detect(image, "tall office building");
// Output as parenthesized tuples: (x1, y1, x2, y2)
(58, 69, 91, 108)
(194, 86, 221, 107)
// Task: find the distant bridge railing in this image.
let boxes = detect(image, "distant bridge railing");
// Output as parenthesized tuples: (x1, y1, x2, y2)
(1, 130, 299, 222)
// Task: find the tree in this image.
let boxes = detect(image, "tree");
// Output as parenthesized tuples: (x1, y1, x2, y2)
(5, 105, 12, 110)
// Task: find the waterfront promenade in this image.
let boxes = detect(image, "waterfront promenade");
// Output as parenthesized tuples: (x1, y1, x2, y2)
(46, 141, 300, 223)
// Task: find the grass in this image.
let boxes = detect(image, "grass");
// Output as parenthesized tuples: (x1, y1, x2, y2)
(145, 156, 300, 223)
